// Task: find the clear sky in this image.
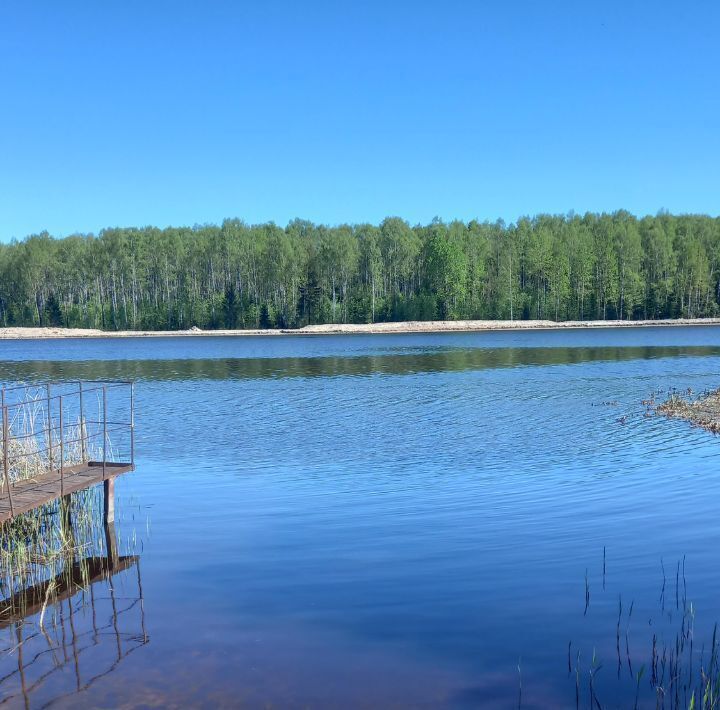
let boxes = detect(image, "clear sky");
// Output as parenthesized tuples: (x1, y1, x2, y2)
(0, 1, 718, 240)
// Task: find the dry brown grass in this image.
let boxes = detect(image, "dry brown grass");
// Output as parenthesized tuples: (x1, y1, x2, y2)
(656, 387, 720, 434)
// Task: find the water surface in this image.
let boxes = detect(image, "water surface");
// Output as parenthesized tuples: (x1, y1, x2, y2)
(1, 326, 719, 708)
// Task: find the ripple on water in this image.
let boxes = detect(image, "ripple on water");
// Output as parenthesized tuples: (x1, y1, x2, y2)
(0, 329, 719, 708)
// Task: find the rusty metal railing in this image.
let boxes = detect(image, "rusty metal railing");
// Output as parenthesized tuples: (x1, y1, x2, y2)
(0, 381, 135, 517)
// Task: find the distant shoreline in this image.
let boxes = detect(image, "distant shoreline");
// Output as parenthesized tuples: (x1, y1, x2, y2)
(0, 318, 720, 340)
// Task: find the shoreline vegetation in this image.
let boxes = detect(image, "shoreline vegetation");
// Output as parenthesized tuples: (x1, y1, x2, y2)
(0, 317, 720, 339)
(656, 387, 720, 434)
(5, 214, 720, 332)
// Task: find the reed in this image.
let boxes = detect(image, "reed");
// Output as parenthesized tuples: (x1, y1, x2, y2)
(0, 487, 146, 707)
(0, 385, 115, 491)
(0, 487, 112, 621)
(572, 551, 720, 709)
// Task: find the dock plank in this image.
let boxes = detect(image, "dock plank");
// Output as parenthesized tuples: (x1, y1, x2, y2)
(0, 463, 134, 523)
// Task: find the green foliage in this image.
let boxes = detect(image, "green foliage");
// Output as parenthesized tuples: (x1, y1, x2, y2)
(0, 212, 719, 330)
(424, 226, 468, 319)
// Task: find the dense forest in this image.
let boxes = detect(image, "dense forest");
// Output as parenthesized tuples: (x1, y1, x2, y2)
(2, 211, 719, 330)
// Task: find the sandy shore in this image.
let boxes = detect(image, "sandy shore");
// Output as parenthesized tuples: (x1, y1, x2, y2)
(0, 318, 719, 339)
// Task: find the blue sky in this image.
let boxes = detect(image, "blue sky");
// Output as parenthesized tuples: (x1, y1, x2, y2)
(0, 1, 718, 240)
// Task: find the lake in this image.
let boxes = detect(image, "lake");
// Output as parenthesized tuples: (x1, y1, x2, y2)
(0, 326, 719, 708)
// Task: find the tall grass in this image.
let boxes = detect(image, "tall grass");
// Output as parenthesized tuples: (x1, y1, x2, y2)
(0, 487, 147, 707)
(0, 487, 110, 619)
(0, 384, 115, 491)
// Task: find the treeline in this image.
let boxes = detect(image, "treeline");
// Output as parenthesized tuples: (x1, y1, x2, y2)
(2, 211, 719, 330)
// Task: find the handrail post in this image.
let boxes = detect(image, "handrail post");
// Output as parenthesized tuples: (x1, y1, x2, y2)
(59, 395, 64, 497)
(130, 382, 135, 466)
(3, 405, 14, 517)
(102, 385, 107, 480)
(78, 381, 86, 463)
(46, 384, 53, 474)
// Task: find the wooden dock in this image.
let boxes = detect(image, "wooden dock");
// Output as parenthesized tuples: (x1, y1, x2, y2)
(0, 462, 134, 523)
(0, 381, 135, 524)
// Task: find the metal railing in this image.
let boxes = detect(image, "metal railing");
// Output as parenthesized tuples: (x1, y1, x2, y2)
(0, 381, 135, 517)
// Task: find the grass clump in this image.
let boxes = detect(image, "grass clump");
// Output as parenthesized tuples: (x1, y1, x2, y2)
(656, 387, 720, 434)
(0, 488, 107, 621)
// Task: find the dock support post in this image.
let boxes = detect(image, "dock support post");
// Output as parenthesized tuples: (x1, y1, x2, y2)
(103, 477, 115, 524)
(104, 520, 119, 570)
(60, 493, 73, 551)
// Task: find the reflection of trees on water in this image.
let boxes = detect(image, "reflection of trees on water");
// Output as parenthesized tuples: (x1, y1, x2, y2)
(0, 345, 719, 383)
(0, 489, 147, 708)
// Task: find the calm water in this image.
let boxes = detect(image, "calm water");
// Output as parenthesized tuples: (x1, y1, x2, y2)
(1, 326, 720, 708)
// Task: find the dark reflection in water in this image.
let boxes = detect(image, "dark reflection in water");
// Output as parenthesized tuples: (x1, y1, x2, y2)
(1, 345, 719, 383)
(0, 492, 147, 708)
